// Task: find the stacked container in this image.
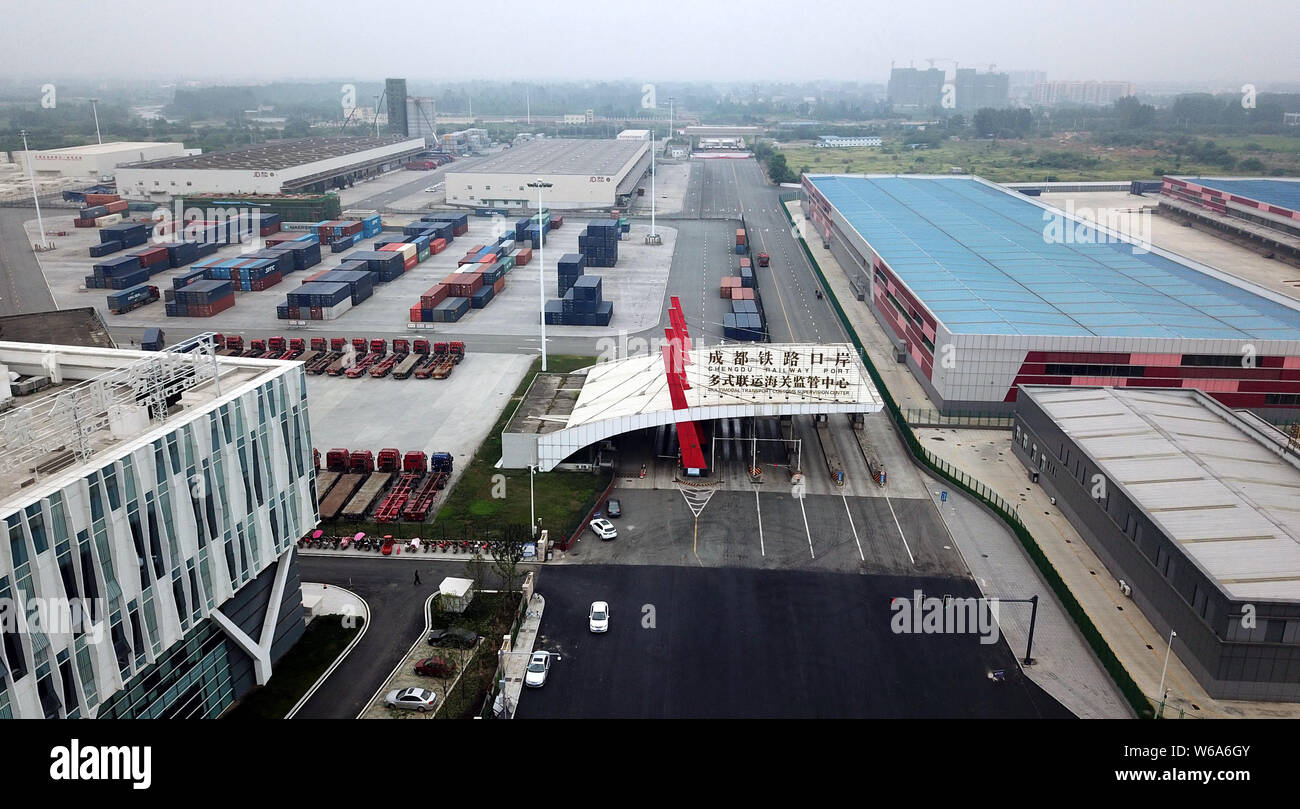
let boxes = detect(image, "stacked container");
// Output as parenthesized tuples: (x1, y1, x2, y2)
(315, 269, 375, 304)
(429, 297, 470, 322)
(278, 281, 353, 320)
(735, 228, 747, 254)
(557, 253, 585, 297)
(579, 220, 619, 267)
(85, 255, 148, 290)
(723, 299, 764, 341)
(167, 279, 235, 318)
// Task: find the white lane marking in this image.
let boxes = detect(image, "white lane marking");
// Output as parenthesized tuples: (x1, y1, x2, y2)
(884, 495, 915, 565)
(754, 487, 766, 557)
(841, 493, 865, 561)
(798, 494, 815, 559)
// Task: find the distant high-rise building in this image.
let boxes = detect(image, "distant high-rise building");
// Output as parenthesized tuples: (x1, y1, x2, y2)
(1007, 70, 1048, 101)
(1032, 81, 1136, 106)
(405, 96, 437, 145)
(887, 68, 945, 110)
(385, 78, 409, 136)
(954, 69, 1010, 111)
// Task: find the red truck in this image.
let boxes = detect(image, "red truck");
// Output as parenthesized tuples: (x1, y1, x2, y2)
(757, 252, 770, 268)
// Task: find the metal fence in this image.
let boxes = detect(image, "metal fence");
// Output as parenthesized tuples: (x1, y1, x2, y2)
(903, 408, 1015, 429)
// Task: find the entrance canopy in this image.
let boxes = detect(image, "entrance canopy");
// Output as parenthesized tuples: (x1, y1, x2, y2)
(501, 343, 882, 470)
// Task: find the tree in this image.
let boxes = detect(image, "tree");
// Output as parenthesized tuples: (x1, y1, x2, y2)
(766, 152, 797, 184)
(486, 527, 530, 593)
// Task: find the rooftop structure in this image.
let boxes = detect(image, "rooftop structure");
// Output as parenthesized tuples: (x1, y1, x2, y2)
(802, 174, 1300, 414)
(444, 138, 649, 210)
(122, 136, 414, 172)
(502, 343, 882, 469)
(1015, 384, 1300, 700)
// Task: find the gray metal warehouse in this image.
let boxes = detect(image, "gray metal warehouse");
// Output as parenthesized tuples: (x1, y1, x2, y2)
(1013, 384, 1300, 701)
(114, 135, 426, 198)
(444, 138, 650, 210)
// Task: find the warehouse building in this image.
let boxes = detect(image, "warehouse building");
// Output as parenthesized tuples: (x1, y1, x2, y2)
(802, 174, 1300, 418)
(816, 135, 882, 148)
(1162, 176, 1300, 235)
(114, 136, 426, 199)
(0, 338, 317, 718)
(1013, 385, 1300, 701)
(445, 137, 649, 210)
(19, 141, 188, 180)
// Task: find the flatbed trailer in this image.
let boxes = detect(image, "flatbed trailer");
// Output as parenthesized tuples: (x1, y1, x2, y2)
(392, 353, 422, 379)
(400, 471, 447, 521)
(375, 473, 420, 522)
(319, 473, 364, 520)
(340, 472, 393, 519)
(314, 470, 341, 503)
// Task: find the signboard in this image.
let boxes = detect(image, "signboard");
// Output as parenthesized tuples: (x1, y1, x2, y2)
(693, 346, 862, 401)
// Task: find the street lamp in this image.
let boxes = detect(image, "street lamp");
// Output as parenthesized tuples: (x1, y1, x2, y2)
(526, 179, 552, 371)
(1157, 628, 1177, 716)
(88, 98, 103, 145)
(19, 130, 51, 251)
(529, 464, 536, 538)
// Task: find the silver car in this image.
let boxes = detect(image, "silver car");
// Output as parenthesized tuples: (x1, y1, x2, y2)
(385, 687, 438, 712)
(524, 651, 553, 687)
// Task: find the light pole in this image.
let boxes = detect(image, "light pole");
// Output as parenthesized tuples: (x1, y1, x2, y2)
(19, 130, 51, 251)
(526, 179, 552, 371)
(88, 98, 103, 145)
(1157, 628, 1177, 716)
(529, 465, 536, 538)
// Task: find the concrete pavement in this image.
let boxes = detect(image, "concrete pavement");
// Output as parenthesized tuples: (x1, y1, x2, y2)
(498, 592, 545, 718)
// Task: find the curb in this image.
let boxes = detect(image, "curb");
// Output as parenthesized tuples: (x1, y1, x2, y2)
(285, 585, 370, 719)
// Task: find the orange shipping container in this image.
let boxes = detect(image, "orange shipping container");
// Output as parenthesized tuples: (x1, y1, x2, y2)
(493, 277, 506, 294)
(85, 193, 121, 205)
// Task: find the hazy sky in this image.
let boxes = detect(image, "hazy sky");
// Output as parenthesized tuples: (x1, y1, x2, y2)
(3, 0, 1298, 85)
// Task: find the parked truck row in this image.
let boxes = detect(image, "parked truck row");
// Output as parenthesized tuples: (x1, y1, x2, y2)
(314, 447, 455, 522)
(208, 333, 466, 379)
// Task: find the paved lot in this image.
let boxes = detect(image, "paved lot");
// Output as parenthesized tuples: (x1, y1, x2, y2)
(292, 554, 521, 719)
(0, 208, 56, 315)
(562, 486, 965, 577)
(305, 352, 531, 499)
(514, 564, 1074, 719)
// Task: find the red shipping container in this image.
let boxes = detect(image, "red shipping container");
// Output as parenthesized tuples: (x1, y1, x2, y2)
(430, 238, 447, 254)
(468, 244, 485, 253)
(190, 294, 236, 318)
(85, 193, 120, 205)
(479, 253, 497, 264)
(403, 255, 417, 270)
(720, 286, 732, 299)
(250, 271, 282, 291)
(310, 307, 323, 320)
(457, 254, 477, 266)
(410, 306, 423, 323)
(133, 246, 169, 268)
(454, 224, 468, 236)
(516, 247, 533, 266)
(420, 284, 448, 308)
(74, 218, 96, 228)
(379, 243, 403, 252)
(104, 200, 129, 214)
(493, 277, 506, 294)
(260, 223, 282, 237)
(305, 270, 328, 282)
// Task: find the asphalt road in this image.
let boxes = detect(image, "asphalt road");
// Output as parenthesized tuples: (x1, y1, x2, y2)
(515, 564, 1073, 719)
(0, 207, 56, 316)
(290, 553, 522, 719)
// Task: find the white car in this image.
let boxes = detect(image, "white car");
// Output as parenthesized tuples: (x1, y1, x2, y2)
(385, 687, 437, 712)
(524, 651, 553, 687)
(589, 601, 610, 633)
(590, 518, 617, 541)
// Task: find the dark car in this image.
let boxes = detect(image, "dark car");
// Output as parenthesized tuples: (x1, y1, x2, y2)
(426, 627, 480, 648)
(414, 656, 456, 677)
(606, 498, 622, 518)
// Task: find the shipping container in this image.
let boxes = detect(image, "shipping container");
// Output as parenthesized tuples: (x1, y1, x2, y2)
(106, 284, 160, 314)
(430, 297, 470, 322)
(88, 241, 121, 258)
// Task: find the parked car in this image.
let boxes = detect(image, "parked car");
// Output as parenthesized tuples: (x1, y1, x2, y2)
(414, 657, 456, 677)
(590, 518, 617, 541)
(605, 498, 622, 518)
(385, 687, 437, 712)
(524, 651, 553, 687)
(427, 627, 480, 648)
(589, 601, 610, 633)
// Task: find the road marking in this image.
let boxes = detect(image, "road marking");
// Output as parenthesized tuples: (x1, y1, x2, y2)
(797, 493, 815, 559)
(754, 487, 766, 557)
(884, 495, 915, 565)
(841, 493, 865, 561)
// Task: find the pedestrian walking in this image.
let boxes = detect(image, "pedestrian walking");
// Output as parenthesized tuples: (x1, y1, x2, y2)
(414, 570, 421, 586)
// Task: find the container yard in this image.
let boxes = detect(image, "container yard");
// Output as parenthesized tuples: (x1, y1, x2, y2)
(33, 205, 677, 338)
